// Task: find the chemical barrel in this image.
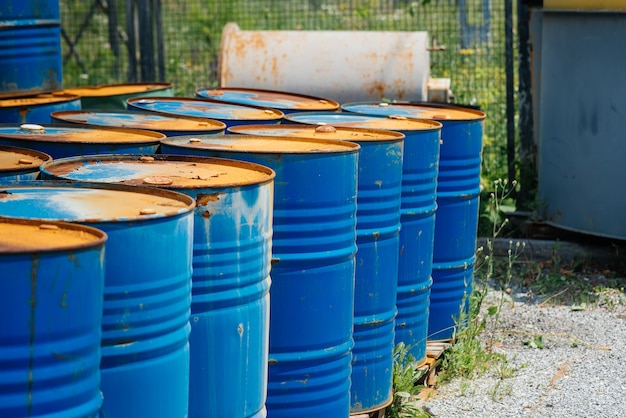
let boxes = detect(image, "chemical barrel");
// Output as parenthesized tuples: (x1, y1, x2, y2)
(50, 109, 226, 137)
(341, 102, 486, 340)
(41, 153, 274, 418)
(283, 111, 442, 363)
(0, 144, 51, 180)
(63, 82, 174, 110)
(196, 87, 339, 114)
(0, 181, 195, 418)
(227, 124, 404, 413)
(126, 96, 284, 128)
(0, 93, 80, 124)
(160, 135, 359, 418)
(0, 218, 105, 418)
(0, 1, 62, 97)
(0, 123, 164, 158)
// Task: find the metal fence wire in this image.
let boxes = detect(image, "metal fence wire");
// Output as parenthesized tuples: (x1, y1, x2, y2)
(60, 0, 514, 184)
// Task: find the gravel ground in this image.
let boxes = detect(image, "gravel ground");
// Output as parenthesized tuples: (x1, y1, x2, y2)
(421, 239, 626, 418)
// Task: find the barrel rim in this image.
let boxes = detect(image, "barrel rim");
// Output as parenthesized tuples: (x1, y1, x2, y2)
(0, 93, 81, 108)
(341, 101, 487, 121)
(0, 179, 196, 222)
(0, 123, 166, 144)
(227, 124, 405, 143)
(0, 144, 52, 172)
(40, 153, 277, 189)
(195, 86, 341, 111)
(63, 82, 173, 98)
(0, 216, 107, 254)
(50, 109, 228, 132)
(161, 134, 362, 155)
(126, 96, 285, 120)
(283, 111, 443, 131)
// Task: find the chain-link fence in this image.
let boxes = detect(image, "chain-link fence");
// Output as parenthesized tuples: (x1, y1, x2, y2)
(60, 0, 514, 185)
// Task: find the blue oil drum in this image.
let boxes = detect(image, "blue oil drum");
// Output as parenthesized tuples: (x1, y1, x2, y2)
(196, 87, 340, 114)
(0, 93, 80, 124)
(160, 135, 359, 418)
(283, 111, 442, 362)
(227, 123, 404, 413)
(0, 123, 164, 158)
(126, 96, 284, 127)
(0, 1, 62, 96)
(0, 217, 106, 418)
(50, 109, 226, 137)
(63, 82, 174, 110)
(0, 181, 195, 418)
(340, 102, 486, 340)
(0, 144, 51, 180)
(41, 153, 275, 418)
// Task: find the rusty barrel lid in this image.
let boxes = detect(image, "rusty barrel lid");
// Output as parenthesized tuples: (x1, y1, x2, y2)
(228, 124, 404, 143)
(0, 93, 81, 109)
(40, 154, 275, 189)
(0, 181, 195, 222)
(195, 87, 340, 112)
(283, 111, 442, 132)
(0, 217, 107, 253)
(161, 134, 361, 155)
(0, 144, 52, 173)
(64, 82, 174, 98)
(126, 97, 284, 123)
(341, 101, 486, 121)
(0, 123, 166, 144)
(51, 110, 226, 134)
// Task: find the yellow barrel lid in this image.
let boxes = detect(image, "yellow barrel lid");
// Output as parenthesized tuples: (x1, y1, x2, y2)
(162, 135, 361, 154)
(0, 145, 51, 171)
(0, 218, 106, 253)
(196, 87, 340, 111)
(64, 82, 173, 97)
(41, 154, 275, 189)
(341, 102, 486, 121)
(0, 93, 80, 108)
(0, 124, 165, 144)
(228, 124, 405, 142)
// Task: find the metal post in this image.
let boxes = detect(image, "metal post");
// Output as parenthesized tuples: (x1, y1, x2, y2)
(517, 0, 536, 210)
(126, 0, 137, 82)
(137, 0, 155, 81)
(505, 0, 516, 193)
(154, 0, 165, 82)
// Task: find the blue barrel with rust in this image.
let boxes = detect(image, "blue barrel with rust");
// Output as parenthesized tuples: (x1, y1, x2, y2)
(0, 217, 105, 418)
(161, 134, 359, 418)
(41, 153, 275, 418)
(196, 87, 340, 114)
(0, 0, 62, 96)
(0, 144, 51, 180)
(284, 111, 442, 362)
(63, 82, 174, 110)
(0, 123, 164, 158)
(227, 124, 404, 413)
(0, 93, 80, 124)
(50, 109, 227, 137)
(0, 181, 195, 418)
(341, 102, 485, 339)
(126, 96, 284, 127)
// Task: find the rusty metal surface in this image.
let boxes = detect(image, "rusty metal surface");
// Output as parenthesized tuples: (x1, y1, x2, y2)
(63, 82, 173, 97)
(51, 110, 226, 134)
(126, 97, 284, 125)
(161, 134, 360, 154)
(0, 181, 195, 222)
(283, 111, 442, 132)
(228, 124, 404, 142)
(0, 217, 106, 253)
(196, 87, 340, 112)
(341, 101, 487, 121)
(218, 23, 430, 104)
(0, 144, 51, 172)
(41, 154, 275, 189)
(0, 123, 165, 143)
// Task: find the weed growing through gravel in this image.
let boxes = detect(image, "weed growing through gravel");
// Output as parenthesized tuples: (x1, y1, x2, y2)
(385, 343, 431, 418)
(438, 179, 520, 385)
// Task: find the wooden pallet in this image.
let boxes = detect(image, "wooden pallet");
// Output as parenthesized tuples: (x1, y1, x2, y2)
(349, 340, 451, 418)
